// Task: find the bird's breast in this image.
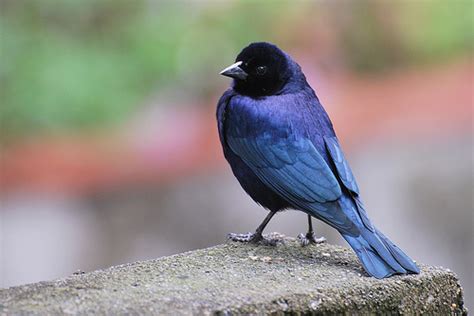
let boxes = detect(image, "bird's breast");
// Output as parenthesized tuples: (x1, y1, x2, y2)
(225, 95, 296, 140)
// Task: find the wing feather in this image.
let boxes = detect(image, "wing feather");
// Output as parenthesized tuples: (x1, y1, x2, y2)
(324, 136, 375, 231)
(324, 136, 360, 195)
(227, 135, 342, 203)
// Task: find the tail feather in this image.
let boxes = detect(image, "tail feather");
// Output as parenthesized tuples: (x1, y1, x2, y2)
(343, 234, 396, 278)
(343, 229, 419, 278)
(336, 195, 419, 278)
(376, 228, 420, 274)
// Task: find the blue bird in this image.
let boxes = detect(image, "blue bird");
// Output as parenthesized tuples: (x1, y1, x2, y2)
(217, 42, 420, 278)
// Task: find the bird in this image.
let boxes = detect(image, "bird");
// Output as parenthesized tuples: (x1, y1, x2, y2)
(216, 42, 420, 279)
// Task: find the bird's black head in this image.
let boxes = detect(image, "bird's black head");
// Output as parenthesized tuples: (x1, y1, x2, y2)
(220, 42, 291, 97)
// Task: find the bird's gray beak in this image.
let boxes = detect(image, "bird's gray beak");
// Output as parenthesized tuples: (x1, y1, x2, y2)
(220, 61, 248, 80)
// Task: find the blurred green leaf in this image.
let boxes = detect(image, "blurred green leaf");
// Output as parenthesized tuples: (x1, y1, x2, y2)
(0, 0, 471, 142)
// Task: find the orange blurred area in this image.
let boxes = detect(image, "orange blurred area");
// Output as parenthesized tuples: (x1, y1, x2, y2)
(1, 59, 471, 194)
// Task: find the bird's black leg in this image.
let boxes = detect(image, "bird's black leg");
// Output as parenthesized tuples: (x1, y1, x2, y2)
(228, 211, 279, 245)
(298, 215, 326, 246)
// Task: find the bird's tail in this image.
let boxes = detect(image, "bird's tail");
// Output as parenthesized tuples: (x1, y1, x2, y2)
(343, 228, 420, 279)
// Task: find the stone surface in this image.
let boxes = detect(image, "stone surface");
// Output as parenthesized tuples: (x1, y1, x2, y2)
(0, 235, 467, 315)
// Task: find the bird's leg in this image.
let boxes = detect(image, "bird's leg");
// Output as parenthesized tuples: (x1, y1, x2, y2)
(228, 211, 279, 245)
(298, 215, 326, 246)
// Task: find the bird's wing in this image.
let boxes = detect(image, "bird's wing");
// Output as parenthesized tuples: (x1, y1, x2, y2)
(323, 136, 375, 231)
(227, 134, 342, 204)
(227, 133, 361, 233)
(323, 136, 360, 195)
(216, 89, 235, 146)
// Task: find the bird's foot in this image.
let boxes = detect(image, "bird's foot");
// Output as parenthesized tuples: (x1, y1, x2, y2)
(227, 232, 280, 246)
(297, 232, 326, 247)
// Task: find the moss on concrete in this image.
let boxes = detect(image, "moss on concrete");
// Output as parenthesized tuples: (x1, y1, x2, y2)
(0, 235, 467, 315)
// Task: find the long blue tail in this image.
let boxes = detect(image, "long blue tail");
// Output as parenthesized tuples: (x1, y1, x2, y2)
(343, 228, 420, 279)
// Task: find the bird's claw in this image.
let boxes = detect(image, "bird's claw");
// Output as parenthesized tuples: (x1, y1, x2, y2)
(227, 232, 279, 246)
(297, 232, 326, 247)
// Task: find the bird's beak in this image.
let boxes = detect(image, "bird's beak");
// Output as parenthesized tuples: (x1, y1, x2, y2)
(220, 61, 248, 80)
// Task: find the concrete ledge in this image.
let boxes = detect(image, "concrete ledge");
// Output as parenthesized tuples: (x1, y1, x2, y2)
(0, 235, 467, 315)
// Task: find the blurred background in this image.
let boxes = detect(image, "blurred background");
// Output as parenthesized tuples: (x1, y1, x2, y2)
(0, 0, 472, 309)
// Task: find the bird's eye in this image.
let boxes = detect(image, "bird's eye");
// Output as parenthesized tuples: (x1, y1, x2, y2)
(256, 66, 267, 75)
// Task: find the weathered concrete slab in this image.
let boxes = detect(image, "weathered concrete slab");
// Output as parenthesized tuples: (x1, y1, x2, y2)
(0, 235, 467, 315)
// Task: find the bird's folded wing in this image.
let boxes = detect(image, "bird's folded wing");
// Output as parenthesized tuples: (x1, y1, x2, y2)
(227, 134, 342, 203)
(323, 136, 360, 195)
(324, 136, 375, 231)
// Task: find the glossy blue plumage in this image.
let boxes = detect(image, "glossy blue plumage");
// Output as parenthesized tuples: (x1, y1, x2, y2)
(217, 42, 419, 278)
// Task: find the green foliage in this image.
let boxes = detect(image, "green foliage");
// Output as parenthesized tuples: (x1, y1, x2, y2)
(0, 0, 471, 142)
(338, 1, 472, 72)
(400, 1, 473, 63)
(0, 1, 288, 140)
